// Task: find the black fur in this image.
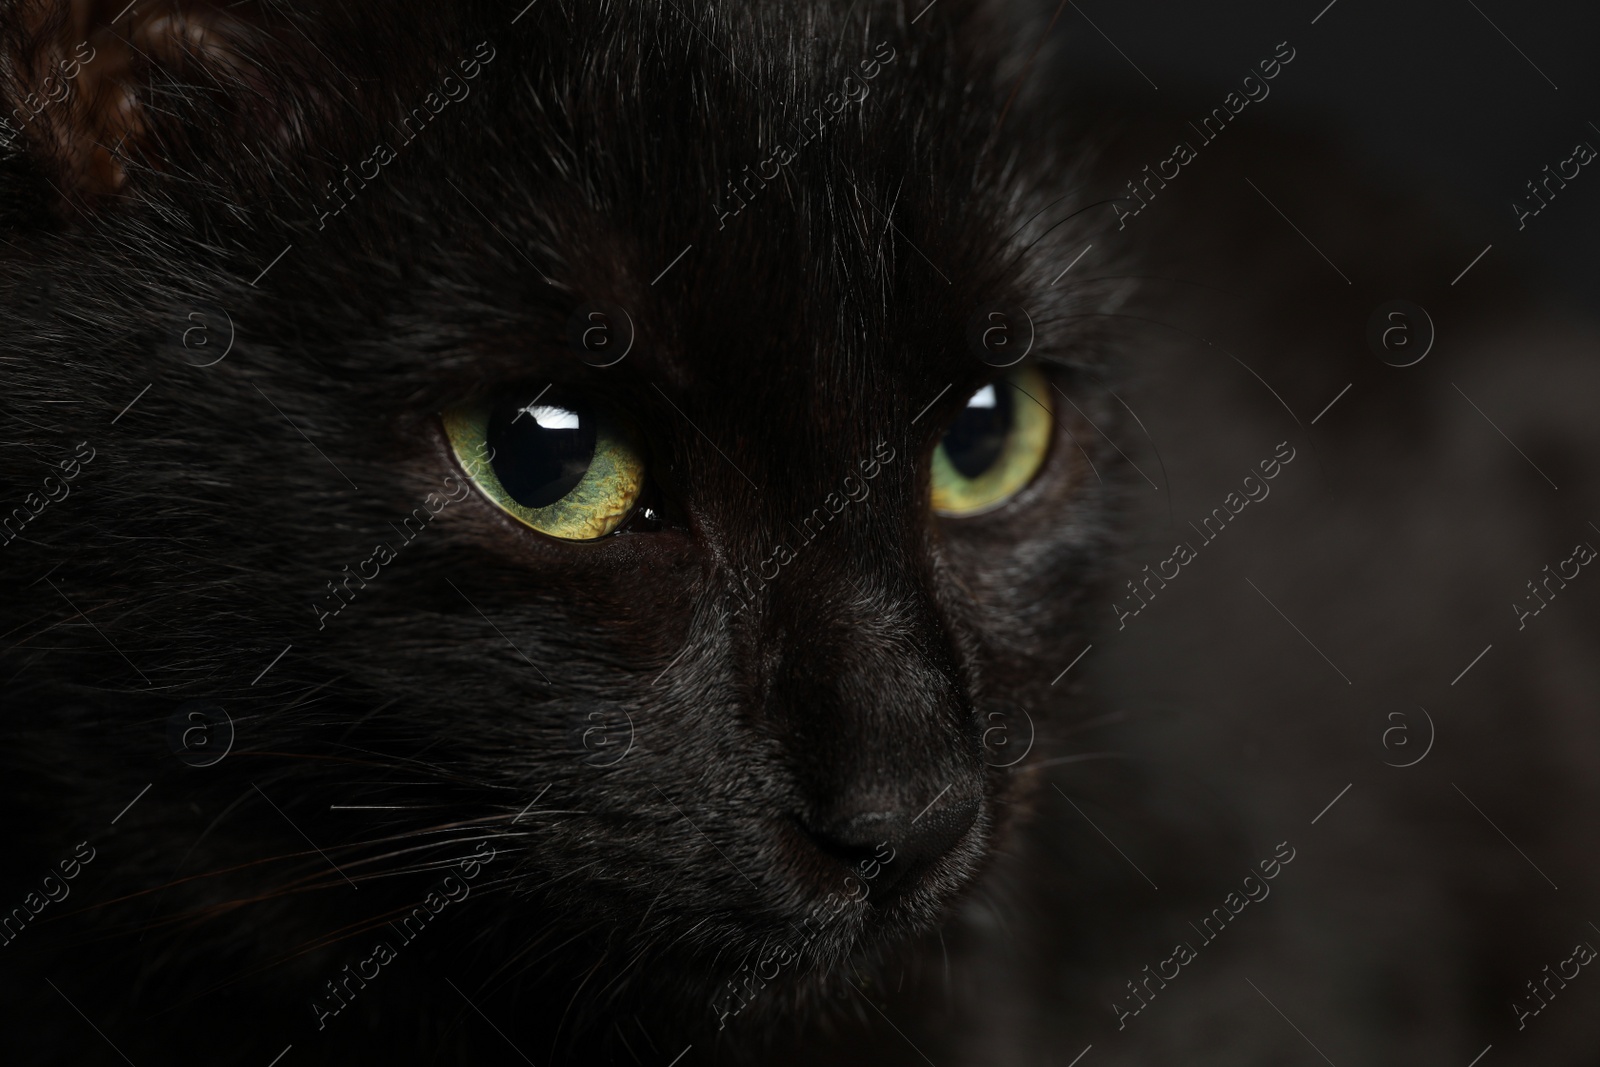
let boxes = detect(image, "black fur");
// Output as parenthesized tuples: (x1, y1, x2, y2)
(3, 1, 1597, 1065)
(0, 1, 1126, 1061)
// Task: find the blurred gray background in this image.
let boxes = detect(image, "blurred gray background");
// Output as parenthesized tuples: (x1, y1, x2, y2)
(1042, 0, 1599, 315)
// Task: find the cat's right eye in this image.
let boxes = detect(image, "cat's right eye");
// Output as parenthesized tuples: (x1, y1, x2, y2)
(442, 390, 647, 541)
(930, 364, 1053, 517)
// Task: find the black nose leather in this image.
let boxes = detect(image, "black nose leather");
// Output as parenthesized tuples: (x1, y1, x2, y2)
(806, 793, 979, 901)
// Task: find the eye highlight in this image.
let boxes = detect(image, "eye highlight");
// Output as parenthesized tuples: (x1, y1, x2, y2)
(930, 365, 1053, 517)
(443, 391, 646, 541)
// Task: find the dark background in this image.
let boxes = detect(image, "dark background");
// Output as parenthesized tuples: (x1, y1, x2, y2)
(1042, 0, 1600, 315)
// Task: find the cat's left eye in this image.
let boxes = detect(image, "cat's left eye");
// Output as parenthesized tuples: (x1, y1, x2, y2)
(930, 365, 1054, 517)
(443, 390, 646, 541)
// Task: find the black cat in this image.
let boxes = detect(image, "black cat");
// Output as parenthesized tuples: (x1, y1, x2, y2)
(2, 1, 1597, 1065)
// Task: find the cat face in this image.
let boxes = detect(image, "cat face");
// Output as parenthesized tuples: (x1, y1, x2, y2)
(1, 0, 1128, 1049)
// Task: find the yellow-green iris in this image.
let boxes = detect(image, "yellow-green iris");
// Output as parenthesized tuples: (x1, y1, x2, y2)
(443, 395, 645, 541)
(930, 365, 1053, 517)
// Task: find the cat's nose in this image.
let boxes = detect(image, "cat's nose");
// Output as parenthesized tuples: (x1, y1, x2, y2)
(804, 791, 980, 901)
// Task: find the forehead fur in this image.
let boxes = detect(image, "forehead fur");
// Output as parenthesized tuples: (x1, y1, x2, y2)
(3, 0, 1119, 335)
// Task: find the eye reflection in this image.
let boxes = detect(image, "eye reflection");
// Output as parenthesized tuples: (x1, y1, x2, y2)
(930, 365, 1052, 517)
(488, 402, 597, 508)
(941, 383, 1011, 479)
(443, 389, 646, 541)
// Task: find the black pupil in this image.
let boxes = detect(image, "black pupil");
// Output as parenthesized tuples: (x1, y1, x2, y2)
(943, 383, 1014, 478)
(485, 399, 597, 508)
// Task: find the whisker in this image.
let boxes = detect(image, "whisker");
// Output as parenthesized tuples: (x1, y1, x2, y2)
(143, 876, 530, 1015)
(550, 952, 610, 1058)
(1020, 751, 1131, 771)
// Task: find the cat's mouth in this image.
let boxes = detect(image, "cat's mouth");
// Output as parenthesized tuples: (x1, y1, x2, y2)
(781, 791, 985, 905)
(701, 805, 991, 1028)
(774, 792, 991, 940)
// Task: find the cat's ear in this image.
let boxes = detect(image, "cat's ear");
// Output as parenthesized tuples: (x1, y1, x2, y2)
(0, 0, 355, 207)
